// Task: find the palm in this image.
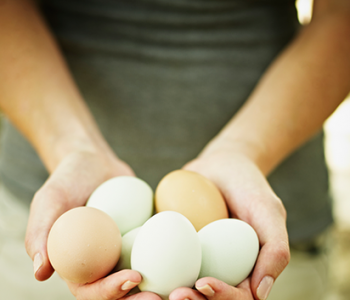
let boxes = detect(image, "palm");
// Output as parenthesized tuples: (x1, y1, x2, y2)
(180, 151, 289, 300)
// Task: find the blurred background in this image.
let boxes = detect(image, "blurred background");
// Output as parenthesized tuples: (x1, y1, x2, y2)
(296, 0, 350, 299)
(324, 99, 350, 300)
(326, 101, 350, 235)
(0, 0, 349, 299)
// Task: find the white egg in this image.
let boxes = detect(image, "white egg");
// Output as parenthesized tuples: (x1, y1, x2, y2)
(131, 211, 202, 299)
(198, 219, 259, 286)
(114, 227, 141, 271)
(86, 176, 153, 235)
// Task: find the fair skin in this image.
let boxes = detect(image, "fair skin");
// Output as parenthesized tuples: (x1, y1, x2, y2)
(0, 0, 350, 300)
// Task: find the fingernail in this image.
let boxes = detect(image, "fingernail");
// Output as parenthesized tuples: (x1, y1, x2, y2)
(257, 276, 274, 300)
(33, 253, 43, 276)
(196, 284, 215, 297)
(121, 280, 139, 291)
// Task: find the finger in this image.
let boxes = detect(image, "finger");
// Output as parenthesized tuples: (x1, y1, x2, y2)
(251, 239, 290, 300)
(248, 197, 290, 300)
(25, 182, 72, 281)
(169, 287, 206, 300)
(195, 277, 253, 300)
(120, 291, 162, 300)
(67, 269, 143, 300)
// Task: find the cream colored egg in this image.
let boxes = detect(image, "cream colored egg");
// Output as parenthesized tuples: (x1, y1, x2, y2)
(47, 207, 122, 284)
(87, 176, 153, 235)
(155, 170, 228, 231)
(131, 211, 202, 299)
(114, 227, 141, 271)
(198, 218, 259, 286)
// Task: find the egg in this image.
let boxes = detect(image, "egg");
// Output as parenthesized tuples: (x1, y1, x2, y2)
(198, 218, 259, 286)
(86, 176, 153, 235)
(47, 207, 122, 284)
(131, 211, 202, 299)
(155, 170, 228, 231)
(114, 227, 141, 271)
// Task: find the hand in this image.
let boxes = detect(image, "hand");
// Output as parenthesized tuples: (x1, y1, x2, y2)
(170, 150, 290, 300)
(24, 150, 161, 300)
(65, 270, 161, 300)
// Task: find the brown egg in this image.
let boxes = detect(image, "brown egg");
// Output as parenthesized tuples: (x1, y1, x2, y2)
(155, 170, 229, 231)
(47, 207, 122, 284)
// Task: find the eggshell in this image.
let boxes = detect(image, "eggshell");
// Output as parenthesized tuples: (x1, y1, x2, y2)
(198, 219, 259, 286)
(155, 170, 228, 231)
(131, 211, 202, 298)
(114, 227, 141, 271)
(87, 176, 153, 235)
(47, 207, 122, 284)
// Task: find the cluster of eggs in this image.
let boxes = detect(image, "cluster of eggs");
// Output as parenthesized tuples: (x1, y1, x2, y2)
(47, 170, 259, 298)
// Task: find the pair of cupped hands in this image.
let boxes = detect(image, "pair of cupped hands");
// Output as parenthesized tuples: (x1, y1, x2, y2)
(25, 146, 290, 300)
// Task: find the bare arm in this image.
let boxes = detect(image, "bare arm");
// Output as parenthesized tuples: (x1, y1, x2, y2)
(202, 0, 350, 175)
(0, 0, 113, 172)
(174, 1, 350, 300)
(0, 2, 160, 300)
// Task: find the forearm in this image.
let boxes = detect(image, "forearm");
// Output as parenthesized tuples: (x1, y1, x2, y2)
(202, 6, 350, 175)
(0, 0, 113, 172)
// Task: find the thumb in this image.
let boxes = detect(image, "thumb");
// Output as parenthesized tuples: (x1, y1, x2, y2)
(25, 183, 70, 281)
(249, 202, 290, 300)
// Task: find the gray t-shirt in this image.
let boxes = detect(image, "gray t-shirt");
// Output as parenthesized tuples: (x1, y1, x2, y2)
(0, 0, 333, 244)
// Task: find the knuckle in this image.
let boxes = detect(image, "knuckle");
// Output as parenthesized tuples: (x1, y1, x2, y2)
(31, 187, 55, 210)
(272, 195, 287, 220)
(33, 184, 60, 203)
(24, 234, 34, 256)
(68, 288, 79, 300)
(32, 184, 70, 212)
(30, 188, 45, 209)
(75, 286, 96, 300)
(75, 294, 85, 300)
(101, 289, 117, 300)
(275, 241, 291, 269)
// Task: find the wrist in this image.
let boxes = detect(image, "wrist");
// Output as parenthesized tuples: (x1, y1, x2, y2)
(198, 134, 271, 175)
(37, 129, 117, 174)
